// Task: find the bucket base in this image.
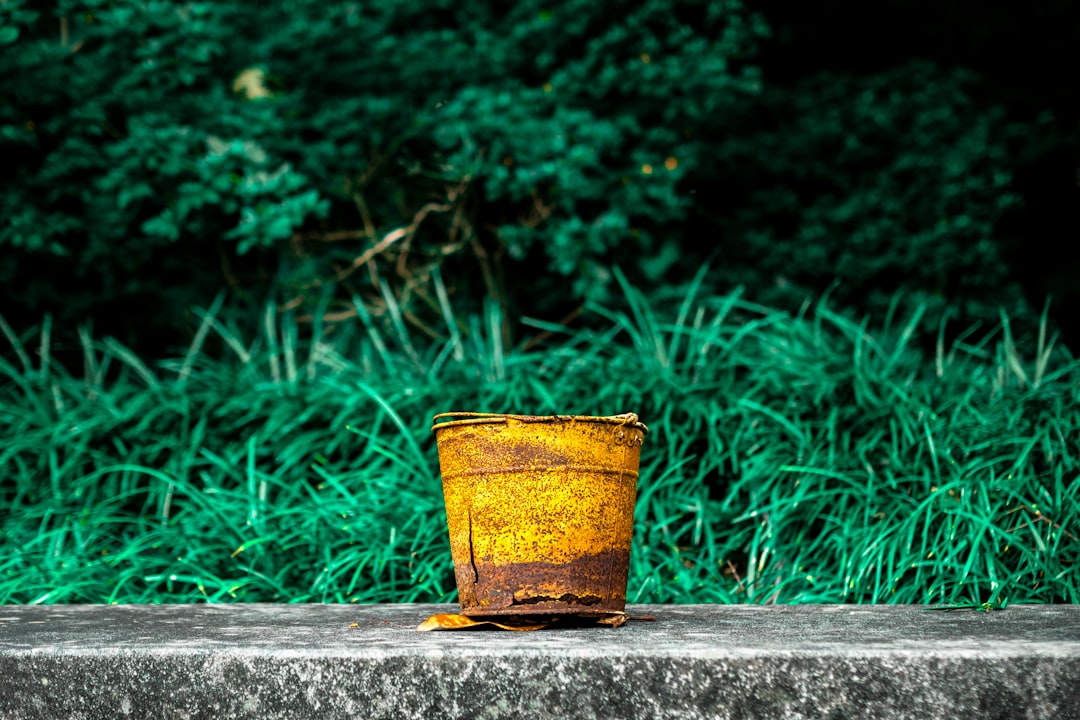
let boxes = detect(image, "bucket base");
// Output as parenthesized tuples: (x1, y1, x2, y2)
(454, 549, 630, 619)
(460, 597, 627, 619)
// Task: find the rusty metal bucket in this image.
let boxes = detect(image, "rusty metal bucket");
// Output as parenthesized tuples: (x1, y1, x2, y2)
(431, 411, 647, 618)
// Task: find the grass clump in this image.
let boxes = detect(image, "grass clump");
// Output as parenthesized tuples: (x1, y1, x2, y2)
(0, 274, 1077, 606)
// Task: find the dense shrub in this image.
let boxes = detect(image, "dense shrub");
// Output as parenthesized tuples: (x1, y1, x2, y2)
(0, 0, 766, 340)
(0, 0, 1046, 349)
(1, 1, 326, 339)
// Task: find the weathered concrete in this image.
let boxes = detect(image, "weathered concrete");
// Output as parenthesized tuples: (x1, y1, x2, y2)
(1, 604, 1078, 719)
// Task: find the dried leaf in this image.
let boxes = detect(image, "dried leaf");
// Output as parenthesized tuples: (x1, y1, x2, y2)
(416, 613, 553, 632)
(595, 612, 628, 628)
(415, 611, 652, 632)
(233, 68, 272, 99)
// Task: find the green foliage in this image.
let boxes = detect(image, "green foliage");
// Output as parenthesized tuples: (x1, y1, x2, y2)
(0, 0, 329, 323)
(1, 0, 767, 334)
(412, 0, 767, 296)
(1, 284, 1076, 605)
(0, 1, 1049, 352)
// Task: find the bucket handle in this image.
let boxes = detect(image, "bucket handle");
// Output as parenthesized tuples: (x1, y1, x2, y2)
(432, 412, 511, 424)
(431, 412, 647, 433)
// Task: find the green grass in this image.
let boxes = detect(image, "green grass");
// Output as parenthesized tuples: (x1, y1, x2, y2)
(1, 273, 1077, 606)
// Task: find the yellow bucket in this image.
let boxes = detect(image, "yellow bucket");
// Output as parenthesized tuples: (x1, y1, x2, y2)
(431, 411, 648, 618)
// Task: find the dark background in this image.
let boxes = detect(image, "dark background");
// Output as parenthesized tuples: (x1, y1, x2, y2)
(758, 0, 1079, 336)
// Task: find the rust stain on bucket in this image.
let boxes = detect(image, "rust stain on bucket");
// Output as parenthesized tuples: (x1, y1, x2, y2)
(432, 412, 647, 618)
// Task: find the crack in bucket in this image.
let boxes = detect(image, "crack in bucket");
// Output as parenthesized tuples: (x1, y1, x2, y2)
(466, 508, 480, 585)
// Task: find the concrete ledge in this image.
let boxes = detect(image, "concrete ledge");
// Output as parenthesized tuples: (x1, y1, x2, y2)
(1, 604, 1079, 719)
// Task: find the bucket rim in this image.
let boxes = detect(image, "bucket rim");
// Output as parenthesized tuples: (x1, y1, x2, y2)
(431, 411, 648, 434)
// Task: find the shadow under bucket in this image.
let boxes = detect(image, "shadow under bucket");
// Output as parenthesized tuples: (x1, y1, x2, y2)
(432, 412, 647, 618)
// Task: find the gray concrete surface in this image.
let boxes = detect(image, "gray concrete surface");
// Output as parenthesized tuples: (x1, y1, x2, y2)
(1, 603, 1078, 719)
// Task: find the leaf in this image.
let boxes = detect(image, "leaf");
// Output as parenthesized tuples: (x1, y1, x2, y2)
(416, 613, 552, 632)
(233, 68, 272, 99)
(415, 611, 650, 632)
(595, 613, 628, 628)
